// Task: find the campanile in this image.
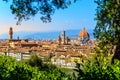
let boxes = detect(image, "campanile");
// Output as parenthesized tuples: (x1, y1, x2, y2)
(9, 27, 13, 41)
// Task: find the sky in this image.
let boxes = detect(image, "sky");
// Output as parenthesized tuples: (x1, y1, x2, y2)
(0, 0, 97, 34)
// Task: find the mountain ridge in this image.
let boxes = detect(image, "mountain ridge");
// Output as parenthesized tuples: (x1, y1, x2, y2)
(0, 29, 94, 40)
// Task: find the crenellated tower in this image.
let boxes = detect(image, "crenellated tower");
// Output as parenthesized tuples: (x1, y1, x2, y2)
(9, 27, 13, 41)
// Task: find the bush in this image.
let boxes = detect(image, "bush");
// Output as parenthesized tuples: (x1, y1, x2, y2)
(75, 54, 120, 80)
(26, 54, 57, 70)
(0, 55, 35, 79)
(26, 54, 43, 69)
(0, 55, 74, 80)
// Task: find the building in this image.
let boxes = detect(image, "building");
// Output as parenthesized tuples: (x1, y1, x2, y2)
(78, 27, 90, 45)
(9, 27, 13, 41)
(57, 27, 90, 45)
(0, 27, 95, 68)
(61, 30, 66, 44)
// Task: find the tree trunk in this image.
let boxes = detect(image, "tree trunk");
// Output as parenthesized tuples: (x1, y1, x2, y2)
(112, 41, 120, 63)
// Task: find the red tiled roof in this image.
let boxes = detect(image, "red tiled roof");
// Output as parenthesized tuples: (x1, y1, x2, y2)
(78, 28, 89, 37)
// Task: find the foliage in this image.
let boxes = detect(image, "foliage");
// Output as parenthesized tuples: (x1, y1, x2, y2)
(26, 54, 43, 69)
(26, 54, 75, 79)
(94, 43, 114, 57)
(75, 53, 120, 80)
(0, 55, 74, 80)
(26, 54, 56, 70)
(40, 68, 75, 80)
(94, 0, 120, 61)
(94, 0, 120, 44)
(0, 55, 35, 79)
(2, 0, 77, 24)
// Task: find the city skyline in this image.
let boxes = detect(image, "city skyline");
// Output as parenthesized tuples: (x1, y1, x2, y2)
(0, 0, 97, 34)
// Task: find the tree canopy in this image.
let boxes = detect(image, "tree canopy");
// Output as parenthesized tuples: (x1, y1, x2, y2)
(94, 0, 120, 61)
(3, 0, 77, 24)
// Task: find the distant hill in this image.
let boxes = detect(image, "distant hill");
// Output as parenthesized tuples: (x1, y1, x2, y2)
(0, 29, 94, 40)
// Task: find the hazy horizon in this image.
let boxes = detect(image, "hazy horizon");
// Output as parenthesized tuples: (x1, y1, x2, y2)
(0, 29, 94, 40)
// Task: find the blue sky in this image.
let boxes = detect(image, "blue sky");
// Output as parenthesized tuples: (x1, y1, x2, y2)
(0, 0, 97, 34)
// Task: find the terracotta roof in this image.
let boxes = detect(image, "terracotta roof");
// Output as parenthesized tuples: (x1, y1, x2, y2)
(78, 27, 89, 37)
(71, 52, 83, 57)
(39, 52, 50, 57)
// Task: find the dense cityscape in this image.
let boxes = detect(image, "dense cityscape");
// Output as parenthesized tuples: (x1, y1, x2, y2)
(1, 0, 120, 79)
(0, 27, 96, 68)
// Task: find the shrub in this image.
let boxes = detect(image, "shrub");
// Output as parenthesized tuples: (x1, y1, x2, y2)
(0, 55, 35, 79)
(75, 54, 120, 80)
(0, 55, 74, 80)
(27, 54, 43, 69)
(26, 54, 57, 70)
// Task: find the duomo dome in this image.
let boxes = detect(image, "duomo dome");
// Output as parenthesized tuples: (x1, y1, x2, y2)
(78, 27, 90, 44)
(78, 27, 89, 38)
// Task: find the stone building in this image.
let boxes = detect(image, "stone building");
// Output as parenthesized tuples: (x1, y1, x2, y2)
(9, 27, 13, 41)
(57, 27, 90, 45)
(78, 27, 90, 45)
(57, 30, 70, 45)
(61, 30, 66, 44)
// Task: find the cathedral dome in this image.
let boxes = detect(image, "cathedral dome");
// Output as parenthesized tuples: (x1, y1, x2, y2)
(78, 28, 89, 38)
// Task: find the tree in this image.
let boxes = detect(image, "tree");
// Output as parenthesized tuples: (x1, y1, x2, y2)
(27, 54, 56, 70)
(75, 53, 120, 80)
(3, 0, 77, 24)
(27, 54, 43, 69)
(0, 55, 74, 80)
(94, 0, 120, 62)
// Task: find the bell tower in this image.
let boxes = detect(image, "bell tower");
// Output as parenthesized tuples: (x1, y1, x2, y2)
(66, 36, 69, 45)
(61, 30, 65, 44)
(9, 27, 13, 41)
(58, 35, 61, 45)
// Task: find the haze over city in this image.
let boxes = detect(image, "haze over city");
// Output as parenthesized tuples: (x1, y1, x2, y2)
(0, 0, 97, 34)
